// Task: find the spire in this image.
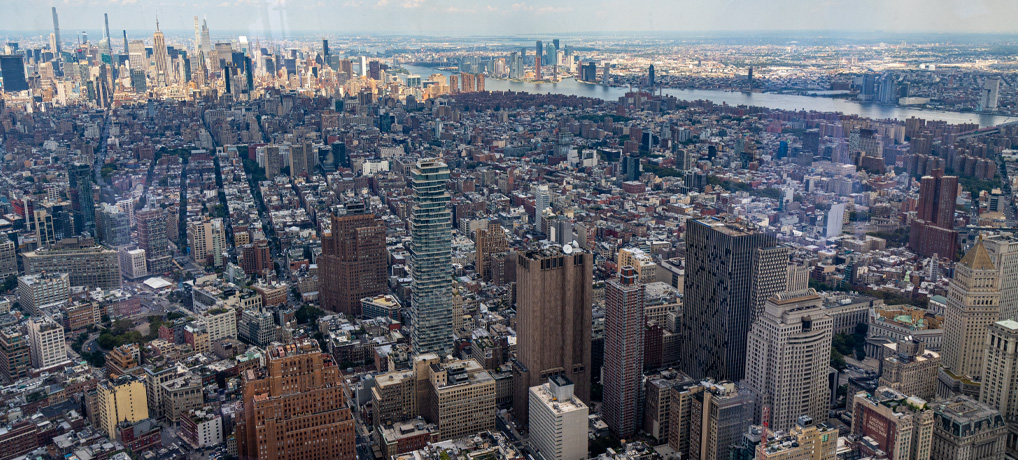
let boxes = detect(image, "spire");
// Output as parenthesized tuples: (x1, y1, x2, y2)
(155, 16, 160, 32)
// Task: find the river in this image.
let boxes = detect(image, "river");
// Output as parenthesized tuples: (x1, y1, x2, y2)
(402, 65, 1012, 128)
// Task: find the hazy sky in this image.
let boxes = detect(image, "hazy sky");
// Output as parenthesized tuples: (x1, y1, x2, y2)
(2, 0, 1017, 38)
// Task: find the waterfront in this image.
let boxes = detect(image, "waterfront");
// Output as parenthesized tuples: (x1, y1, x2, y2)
(403, 65, 1012, 128)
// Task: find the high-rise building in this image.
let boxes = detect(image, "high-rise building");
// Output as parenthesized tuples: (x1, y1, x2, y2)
(119, 248, 148, 280)
(0, 327, 30, 384)
(152, 20, 170, 85)
(879, 339, 941, 402)
(475, 220, 508, 282)
(51, 7, 62, 61)
(827, 202, 846, 239)
(978, 319, 1018, 457)
(668, 380, 754, 460)
(0, 54, 29, 92)
(96, 203, 131, 247)
(288, 142, 316, 178)
(187, 217, 226, 268)
(983, 233, 1018, 321)
(749, 245, 791, 323)
(96, 375, 149, 437)
(850, 388, 934, 460)
(602, 266, 645, 438)
(513, 246, 592, 428)
(415, 354, 496, 441)
(68, 163, 96, 237)
(931, 396, 1006, 460)
(319, 206, 387, 316)
(529, 375, 588, 460)
(909, 170, 959, 259)
(409, 160, 453, 355)
(535, 41, 543, 80)
(0, 238, 15, 278)
(648, 64, 655, 88)
(744, 289, 832, 432)
(136, 208, 172, 275)
(18, 272, 70, 315)
(240, 241, 272, 276)
(534, 185, 550, 234)
(681, 219, 778, 381)
(939, 240, 1000, 398)
(981, 76, 1001, 111)
(26, 316, 69, 370)
(236, 340, 356, 460)
(22, 243, 121, 290)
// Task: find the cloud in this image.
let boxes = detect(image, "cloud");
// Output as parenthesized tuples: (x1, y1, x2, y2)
(402, 0, 425, 7)
(445, 6, 476, 13)
(510, 2, 572, 14)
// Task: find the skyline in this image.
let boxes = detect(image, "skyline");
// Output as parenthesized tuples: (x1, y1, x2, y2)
(2, 0, 1018, 37)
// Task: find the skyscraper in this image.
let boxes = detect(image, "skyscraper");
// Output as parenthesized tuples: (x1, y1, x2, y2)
(236, 340, 356, 460)
(535, 41, 543, 80)
(322, 38, 329, 57)
(68, 163, 95, 237)
(0, 55, 28, 92)
(983, 233, 1018, 321)
(51, 7, 62, 62)
(475, 220, 508, 282)
(409, 160, 453, 355)
(981, 76, 1001, 111)
(743, 289, 832, 431)
(978, 319, 1018, 458)
(136, 208, 172, 275)
(534, 185, 550, 234)
(187, 217, 226, 268)
(648, 64, 655, 88)
(909, 169, 959, 259)
(680, 219, 778, 381)
(602, 266, 646, 438)
(513, 246, 592, 428)
(939, 239, 1000, 398)
(153, 19, 171, 86)
(749, 245, 791, 323)
(319, 204, 387, 316)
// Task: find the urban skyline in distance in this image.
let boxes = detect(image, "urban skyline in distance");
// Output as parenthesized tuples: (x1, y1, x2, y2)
(3, 0, 1018, 36)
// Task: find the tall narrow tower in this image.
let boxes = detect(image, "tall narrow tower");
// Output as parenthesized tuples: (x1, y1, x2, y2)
(153, 19, 171, 86)
(602, 266, 645, 438)
(409, 160, 453, 356)
(51, 7, 62, 61)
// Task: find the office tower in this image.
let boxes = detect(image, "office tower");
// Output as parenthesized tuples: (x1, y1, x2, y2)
(288, 142, 316, 177)
(513, 246, 592, 428)
(475, 220, 508, 282)
(236, 340, 356, 460)
(978, 320, 1018, 457)
(0, 54, 28, 92)
(931, 396, 1006, 460)
(879, 339, 941, 402)
(18, 272, 70, 315)
(681, 219, 778, 381)
(602, 266, 646, 438)
(529, 375, 588, 460)
(96, 203, 131, 247)
(123, 30, 128, 54)
(26, 316, 68, 370)
(22, 244, 121, 290)
(128, 39, 146, 72)
(319, 206, 387, 316)
(755, 416, 839, 460)
(68, 163, 96, 236)
(747, 66, 753, 88)
(851, 388, 934, 460)
(648, 64, 655, 88)
(621, 154, 640, 181)
(34, 210, 55, 248)
(908, 170, 959, 259)
(414, 354, 496, 441)
(535, 41, 543, 80)
(668, 380, 754, 460)
(103, 13, 113, 58)
(940, 240, 1000, 398)
(360, 56, 367, 77)
(409, 160, 453, 355)
(744, 289, 832, 432)
(983, 234, 1018, 321)
(187, 217, 226, 268)
(602, 63, 610, 84)
(0, 327, 30, 384)
(193, 16, 202, 51)
(534, 185, 550, 234)
(238, 309, 277, 346)
(981, 76, 1001, 111)
(136, 208, 172, 275)
(240, 241, 271, 276)
(51, 7, 61, 61)
(96, 375, 149, 437)
(153, 19, 170, 85)
(749, 245, 790, 323)
(322, 38, 329, 56)
(826, 202, 846, 239)
(0, 238, 14, 279)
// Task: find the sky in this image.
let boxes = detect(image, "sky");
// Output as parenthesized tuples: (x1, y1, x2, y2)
(2, 0, 1018, 39)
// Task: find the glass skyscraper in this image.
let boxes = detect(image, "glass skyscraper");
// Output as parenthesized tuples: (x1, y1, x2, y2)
(68, 162, 95, 237)
(410, 159, 453, 355)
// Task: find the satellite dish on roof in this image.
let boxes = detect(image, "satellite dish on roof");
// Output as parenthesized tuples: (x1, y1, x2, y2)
(562, 244, 573, 254)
